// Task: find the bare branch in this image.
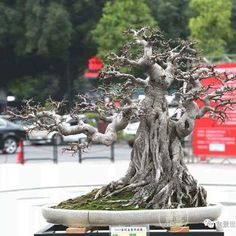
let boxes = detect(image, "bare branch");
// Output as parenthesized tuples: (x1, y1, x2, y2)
(101, 67, 148, 86)
(129, 28, 149, 47)
(196, 85, 236, 120)
(108, 52, 141, 68)
(164, 41, 198, 86)
(129, 27, 153, 58)
(9, 96, 137, 153)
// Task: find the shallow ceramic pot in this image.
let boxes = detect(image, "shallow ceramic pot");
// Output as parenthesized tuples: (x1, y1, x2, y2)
(42, 204, 222, 227)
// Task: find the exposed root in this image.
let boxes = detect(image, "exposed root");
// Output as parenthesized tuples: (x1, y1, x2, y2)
(105, 181, 147, 198)
(93, 168, 207, 210)
(68, 112, 207, 211)
(94, 179, 127, 200)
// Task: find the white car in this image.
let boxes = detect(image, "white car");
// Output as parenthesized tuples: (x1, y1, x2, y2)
(22, 117, 87, 145)
(123, 121, 140, 136)
(28, 129, 86, 145)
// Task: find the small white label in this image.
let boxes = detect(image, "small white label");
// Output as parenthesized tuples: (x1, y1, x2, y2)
(209, 143, 225, 152)
(110, 226, 148, 236)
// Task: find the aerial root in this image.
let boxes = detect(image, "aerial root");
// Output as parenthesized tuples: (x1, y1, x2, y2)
(105, 181, 147, 198)
(94, 177, 132, 200)
(94, 176, 207, 209)
(129, 177, 207, 209)
(94, 181, 121, 200)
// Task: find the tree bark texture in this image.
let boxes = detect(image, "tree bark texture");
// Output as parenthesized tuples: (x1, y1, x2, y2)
(96, 71, 207, 209)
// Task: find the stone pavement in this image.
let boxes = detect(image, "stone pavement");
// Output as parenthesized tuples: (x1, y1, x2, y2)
(0, 160, 236, 236)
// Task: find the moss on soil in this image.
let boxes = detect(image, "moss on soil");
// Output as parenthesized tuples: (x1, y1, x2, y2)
(55, 189, 143, 210)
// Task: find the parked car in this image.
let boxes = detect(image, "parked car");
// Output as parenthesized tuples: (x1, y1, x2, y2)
(15, 116, 86, 145)
(28, 129, 64, 145)
(0, 117, 26, 154)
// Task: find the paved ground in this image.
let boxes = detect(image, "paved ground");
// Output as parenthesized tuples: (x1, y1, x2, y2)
(1, 144, 236, 236)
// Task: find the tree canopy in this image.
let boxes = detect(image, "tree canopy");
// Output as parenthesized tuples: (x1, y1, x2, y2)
(227, 0, 236, 54)
(189, 0, 233, 57)
(22, 1, 73, 59)
(92, 0, 156, 58)
(0, 0, 105, 104)
(147, 0, 192, 39)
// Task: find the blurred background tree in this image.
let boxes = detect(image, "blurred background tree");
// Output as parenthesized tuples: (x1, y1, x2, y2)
(9, 75, 59, 103)
(189, 0, 233, 57)
(147, 0, 192, 39)
(0, 0, 235, 108)
(92, 0, 156, 59)
(0, 0, 105, 106)
(19, 1, 73, 59)
(228, 0, 236, 54)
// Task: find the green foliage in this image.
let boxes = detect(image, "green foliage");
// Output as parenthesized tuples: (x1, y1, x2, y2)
(0, 2, 19, 48)
(147, 0, 192, 39)
(189, 0, 233, 57)
(227, 0, 236, 53)
(55, 189, 140, 210)
(9, 75, 59, 103)
(92, 0, 157, 58)
(117, 131, 135, 142)
(84, 112, 100, 126)
(0, 0, 105, 102)
(18, 0, 73, 59)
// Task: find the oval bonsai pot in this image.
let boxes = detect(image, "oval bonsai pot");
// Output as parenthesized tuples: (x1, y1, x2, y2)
(42, 204, 222, 228)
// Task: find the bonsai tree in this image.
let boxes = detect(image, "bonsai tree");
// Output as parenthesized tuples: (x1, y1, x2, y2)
(12, 28, 236, 209)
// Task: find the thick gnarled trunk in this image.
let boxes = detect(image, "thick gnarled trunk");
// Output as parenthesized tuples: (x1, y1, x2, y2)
(96, 88, 207, 209)
(126, 120, 207, 209)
